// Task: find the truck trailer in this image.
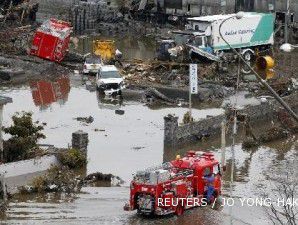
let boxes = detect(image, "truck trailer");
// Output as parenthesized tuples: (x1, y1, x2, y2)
(173, 12, 274, 61)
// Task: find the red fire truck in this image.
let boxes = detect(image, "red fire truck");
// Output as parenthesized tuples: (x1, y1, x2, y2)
(30, 19, 72, 62)
(124, 151, 222, 216)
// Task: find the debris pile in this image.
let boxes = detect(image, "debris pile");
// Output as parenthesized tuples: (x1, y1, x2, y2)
(19, 166, 83, 194)
(83, 172, 124, 187)
(0, 0, 38, 25)
(122, 60, 218, 87)
(74, 116, 94, 124)
(0, 25, 32, 55)
(144, 88, 181, 106)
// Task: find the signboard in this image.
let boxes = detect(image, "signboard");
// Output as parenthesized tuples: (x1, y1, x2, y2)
(189, 64, 198, 94)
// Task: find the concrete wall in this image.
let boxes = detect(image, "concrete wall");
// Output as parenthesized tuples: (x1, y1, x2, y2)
(164, 92, 298, 147)
(0, 155, 59, 194)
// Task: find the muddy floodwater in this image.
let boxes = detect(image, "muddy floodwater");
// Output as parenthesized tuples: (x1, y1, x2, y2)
(74, 35, 156, 60)
(0, 74, 297, 225)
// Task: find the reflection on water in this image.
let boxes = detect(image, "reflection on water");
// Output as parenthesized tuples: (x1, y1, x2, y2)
(96, 91, 123, 110)
(30, 76, 70, 110)
(75, 35, 156, 60)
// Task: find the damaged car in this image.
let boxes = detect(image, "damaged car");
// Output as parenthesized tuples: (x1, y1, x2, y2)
(83, 55, 102, 75)
(96, 65, 125, 95)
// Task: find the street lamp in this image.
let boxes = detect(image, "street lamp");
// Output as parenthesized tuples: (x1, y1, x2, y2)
(218, 12, 298, 123)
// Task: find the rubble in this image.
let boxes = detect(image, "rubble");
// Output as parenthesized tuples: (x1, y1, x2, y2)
(144, 88, 179, 106)
(0, 54, 69, 84)
(0, 0, 38, 25)
(74, 116, 94, 124)
(82, 172, 124, 187)
(18, 166, 83, 194)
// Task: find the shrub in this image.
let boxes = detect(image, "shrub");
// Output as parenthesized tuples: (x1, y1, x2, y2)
(3, 111, 45, 162)
(58, 148, 86, 169)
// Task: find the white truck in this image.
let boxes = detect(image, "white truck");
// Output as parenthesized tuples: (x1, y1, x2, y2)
(173, 12, 275, 61)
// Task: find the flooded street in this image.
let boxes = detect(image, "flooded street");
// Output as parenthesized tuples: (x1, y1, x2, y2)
(0, 74, 296, 225)
(0, 0, 297, 223)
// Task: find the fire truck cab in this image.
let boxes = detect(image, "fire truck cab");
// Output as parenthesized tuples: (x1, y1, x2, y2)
(124, 151, 221, 216)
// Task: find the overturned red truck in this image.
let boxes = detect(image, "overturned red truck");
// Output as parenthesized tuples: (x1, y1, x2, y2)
(30, 19, 72, 62)
(124, 151, 222, 216)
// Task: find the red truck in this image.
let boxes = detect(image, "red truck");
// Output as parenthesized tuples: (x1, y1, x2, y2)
(30, 19, 72, 62)
(124, 151, 222, 216)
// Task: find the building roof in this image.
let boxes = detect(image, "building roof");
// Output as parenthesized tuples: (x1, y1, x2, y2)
(0, 96, 12, 105)
(188, 14, 235, 22)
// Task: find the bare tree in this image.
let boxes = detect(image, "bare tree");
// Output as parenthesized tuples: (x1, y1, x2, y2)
(266, 158, 298, 225)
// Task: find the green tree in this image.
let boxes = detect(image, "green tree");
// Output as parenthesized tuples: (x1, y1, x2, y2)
(3, 111, 45, 162)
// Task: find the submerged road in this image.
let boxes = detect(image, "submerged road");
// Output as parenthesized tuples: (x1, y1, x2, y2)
(4, 187, 270, 225)
(0, 76, 296, 225)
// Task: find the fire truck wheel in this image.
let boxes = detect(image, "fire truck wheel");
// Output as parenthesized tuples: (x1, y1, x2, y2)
(175, 204, 184, 216)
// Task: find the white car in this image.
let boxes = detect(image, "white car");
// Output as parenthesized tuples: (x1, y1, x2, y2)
(96, 65, 125, 95)
(83, 56, 102, 74)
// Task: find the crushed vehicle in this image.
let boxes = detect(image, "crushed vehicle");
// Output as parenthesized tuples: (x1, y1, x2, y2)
(96, 65, 125, 95)
(124, 151, 222, 216)
(30, 19, 72, 62)
(167, 12, 274, 62)
(83, 55, 102, 74)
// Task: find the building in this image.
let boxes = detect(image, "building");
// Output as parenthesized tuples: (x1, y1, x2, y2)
(154, 0, 298, 22)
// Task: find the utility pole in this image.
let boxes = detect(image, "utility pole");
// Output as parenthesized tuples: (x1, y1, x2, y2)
(284, 0, 290, 43)
(220, 120, 226, 173)
(229, 114, 237, 225)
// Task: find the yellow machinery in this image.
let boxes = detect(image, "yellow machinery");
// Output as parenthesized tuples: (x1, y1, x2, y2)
(93, 40, 115, 61)
(256, 56, 275, 80)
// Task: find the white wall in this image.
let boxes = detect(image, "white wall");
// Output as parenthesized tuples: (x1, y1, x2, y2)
(0, 155, 59, 178)
(0, 155, 60, 194)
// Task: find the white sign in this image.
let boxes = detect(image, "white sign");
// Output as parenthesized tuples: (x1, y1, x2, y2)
(189, 64, 198, 94)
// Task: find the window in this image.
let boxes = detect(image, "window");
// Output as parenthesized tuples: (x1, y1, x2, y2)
(203, 167, 211, 176)
(86, 57, 101, 64)
(101, 71, 121, 79)
(194, 37, 203, 46)
(213, 164, 220, 175)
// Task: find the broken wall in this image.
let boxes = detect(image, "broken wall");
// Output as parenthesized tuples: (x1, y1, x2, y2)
(164, 92, 298, 147)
